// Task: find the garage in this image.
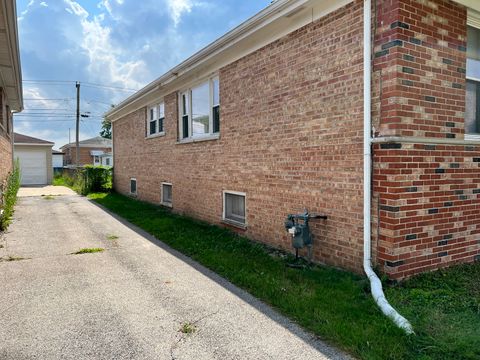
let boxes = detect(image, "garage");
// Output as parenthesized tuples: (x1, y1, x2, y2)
(14, 133, 54, 186)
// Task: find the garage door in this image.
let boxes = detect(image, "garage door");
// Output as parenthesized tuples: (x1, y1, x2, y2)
(15, 150, 47, 185)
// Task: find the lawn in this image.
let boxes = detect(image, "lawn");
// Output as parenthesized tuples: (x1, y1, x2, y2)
(88, 192, 480, 360)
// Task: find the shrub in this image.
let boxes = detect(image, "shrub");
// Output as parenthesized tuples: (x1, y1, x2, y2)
(54, 166, 112, 195)
(0, 161, 21, 231)
(80, 166, 112, 195)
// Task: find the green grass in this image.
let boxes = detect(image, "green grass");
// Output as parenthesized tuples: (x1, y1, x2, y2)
(1, 256, 28, 262)
(88, 192, 480, 360)
(42, 195, 56, 200)
(179, 322, 196, 334)
(71, 247, 104, 255)
(106, 234, 119, 240)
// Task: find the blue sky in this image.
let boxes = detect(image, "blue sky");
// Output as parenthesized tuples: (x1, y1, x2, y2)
(14, 0, 270, 149)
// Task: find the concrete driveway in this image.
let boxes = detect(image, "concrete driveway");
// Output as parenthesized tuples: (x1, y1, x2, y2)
(0, 186, 350, 360)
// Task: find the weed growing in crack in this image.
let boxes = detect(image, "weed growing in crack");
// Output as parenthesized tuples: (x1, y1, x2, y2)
(71, 248, 104, 255)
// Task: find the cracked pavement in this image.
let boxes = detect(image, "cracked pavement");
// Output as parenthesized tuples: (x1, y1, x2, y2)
(0, 187, 351, 360)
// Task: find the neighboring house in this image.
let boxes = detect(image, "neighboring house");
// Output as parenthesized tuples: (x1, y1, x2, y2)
(60, 136, 112, 167)
(106, 0, 480, 279)
(0, 0, 23, 187)
(100, 152, 112, 167)
(52, 150, 64, 171)
(13, 133, 53, 185)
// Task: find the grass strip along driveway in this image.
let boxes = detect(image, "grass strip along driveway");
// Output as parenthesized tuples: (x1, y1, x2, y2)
(89, 192, 480, 360)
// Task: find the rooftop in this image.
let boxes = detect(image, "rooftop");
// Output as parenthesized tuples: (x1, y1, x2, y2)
(14, 132, 54, 145)
(61, 136, 112, 149)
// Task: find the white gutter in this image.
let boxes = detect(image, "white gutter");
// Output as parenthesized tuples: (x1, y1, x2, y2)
(105, 0, 312, 121)
(362, 0, 414, 335)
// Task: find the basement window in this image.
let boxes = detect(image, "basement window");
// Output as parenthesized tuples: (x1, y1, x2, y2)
(147, 102, 165, 137)
(179, 76, 220, 140)
(466, 25, 480, 137)
(161, 183, 172, 207)
(130, 178, 137, 195)
(223, 191, 246, 227)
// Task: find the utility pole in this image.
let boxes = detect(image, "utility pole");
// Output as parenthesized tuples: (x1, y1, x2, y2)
(68, 128, 71, 144)
(75, 81, 80, 167)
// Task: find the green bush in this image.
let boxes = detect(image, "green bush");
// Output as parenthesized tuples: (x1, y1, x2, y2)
(54, 166, 112, 195)
(0, 161, 21, 231)
(80, 166, 112, 195)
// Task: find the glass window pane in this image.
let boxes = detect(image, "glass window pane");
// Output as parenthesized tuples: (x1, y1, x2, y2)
(191, 82, 210, 136)
(213, 105, 220, 133)
(467, 58, 480, 79)
(159, 103, 165, 118)
(182, 115, 189, 138)
(149, 120, 156, 135)
(163, 184, 172, 204)
(149, 107, 157, 121)
(213, 78, 219, 106)
(225, 193, 245, 224)
(130, 179, 136, 194)
(182, 94, 187, 115)
(468, 26, 480, 61)
(466, 80, 480, 134)
(158, 118, 164, 133)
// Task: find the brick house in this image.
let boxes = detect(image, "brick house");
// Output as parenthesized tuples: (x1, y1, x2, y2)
(60, 136, 112, 167)
(106, 0, 480, 280)
(0, 0, 23, 186)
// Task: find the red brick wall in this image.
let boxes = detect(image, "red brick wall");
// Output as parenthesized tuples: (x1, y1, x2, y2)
(113, 0, 366, 272)
(372, 0, 480, 278)
(373, 0, 466, 139)
(63, 146, 111, 166)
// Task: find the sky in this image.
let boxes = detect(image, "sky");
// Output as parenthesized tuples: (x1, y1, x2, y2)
(14, 0, 270, 149)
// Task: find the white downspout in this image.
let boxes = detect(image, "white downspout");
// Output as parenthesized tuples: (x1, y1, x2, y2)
(363, 0, 414, 335)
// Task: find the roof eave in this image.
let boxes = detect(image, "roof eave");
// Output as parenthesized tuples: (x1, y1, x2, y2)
(105, 0, 315, 121)
(2, 0, 23, 112)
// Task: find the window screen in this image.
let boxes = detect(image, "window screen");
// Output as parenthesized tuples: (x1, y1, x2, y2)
(162, 183, 172, 205)
(130, 179, 137, 194)
(224, 192, 245, 224)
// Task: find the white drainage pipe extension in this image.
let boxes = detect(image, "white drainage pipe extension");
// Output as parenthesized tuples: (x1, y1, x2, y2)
(363, 0, 414, 335)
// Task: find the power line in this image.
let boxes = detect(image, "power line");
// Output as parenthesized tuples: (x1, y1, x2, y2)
(82, 82, 138, 92)
(23, 79, 75, 83)
(23, 79, 138, 92)
(23, 98, 74, 101)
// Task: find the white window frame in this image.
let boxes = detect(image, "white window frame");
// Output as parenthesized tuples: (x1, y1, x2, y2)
(130, 178, 137, 196)
(466, 10, 480, 141)
(161, 182, 173, 207)
(147, 102, 165, 139)
(178, 75, 220, 142)
(222, 190, 247, 228)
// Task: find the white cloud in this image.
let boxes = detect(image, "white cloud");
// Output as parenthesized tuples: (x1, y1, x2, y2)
(64, 0, 88, 18)
(167, 0, 193, 26)
(80, 15, 147, 90)
(40, 2, 48, 7)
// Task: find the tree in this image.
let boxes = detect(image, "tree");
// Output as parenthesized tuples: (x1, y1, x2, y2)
(100, 105, 115, 139)
(100, 118, 111, 139)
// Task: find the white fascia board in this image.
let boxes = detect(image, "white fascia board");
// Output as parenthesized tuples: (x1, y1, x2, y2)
(453, 0, 480, 13)
(106, 0, 352, 122)
(14, 143, 53, 147)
